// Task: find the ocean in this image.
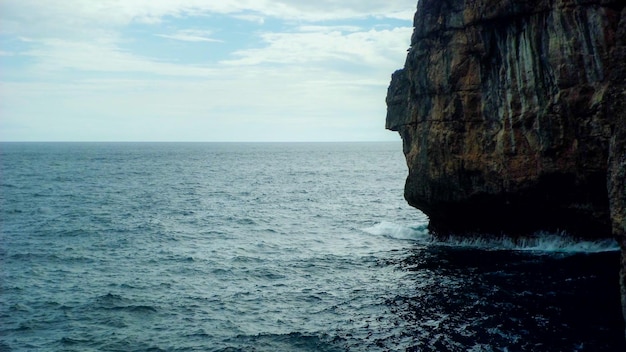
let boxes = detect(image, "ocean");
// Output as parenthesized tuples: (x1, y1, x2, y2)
(1, 142, 624, 351)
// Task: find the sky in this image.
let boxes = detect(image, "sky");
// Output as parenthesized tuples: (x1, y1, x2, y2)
(0, 0, 416, 142)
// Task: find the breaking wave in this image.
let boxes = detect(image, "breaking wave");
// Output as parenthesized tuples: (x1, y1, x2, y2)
(364, 222, 619, 253)
(436, 232, 620, 253)
(362, 221, 430, 241)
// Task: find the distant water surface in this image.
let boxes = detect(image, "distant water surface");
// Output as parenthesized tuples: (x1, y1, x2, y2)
(1, 142, 624, 351)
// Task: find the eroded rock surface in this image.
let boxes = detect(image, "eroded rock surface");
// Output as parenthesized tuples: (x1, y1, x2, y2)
(386, 0, 625, 334)
(387, 0, 625, 237)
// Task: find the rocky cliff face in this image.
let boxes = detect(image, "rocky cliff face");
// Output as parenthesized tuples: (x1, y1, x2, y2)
(607, 4, 626, 331)
(386, 0, 625, 334)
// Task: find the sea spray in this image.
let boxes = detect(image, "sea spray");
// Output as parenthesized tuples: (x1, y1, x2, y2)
(364, 221, 619, 253)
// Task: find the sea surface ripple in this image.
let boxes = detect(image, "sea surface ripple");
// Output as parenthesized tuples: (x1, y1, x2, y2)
(1, 142, 624, 351)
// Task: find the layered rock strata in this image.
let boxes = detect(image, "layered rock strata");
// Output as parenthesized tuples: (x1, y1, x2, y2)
(386, 0, 625, 334)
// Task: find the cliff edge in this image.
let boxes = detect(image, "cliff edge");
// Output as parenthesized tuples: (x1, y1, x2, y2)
(386, 0, 625, 334)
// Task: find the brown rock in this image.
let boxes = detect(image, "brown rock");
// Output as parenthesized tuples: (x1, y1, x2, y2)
(387, 0, 624, 237)
(386, 0, 626, 335)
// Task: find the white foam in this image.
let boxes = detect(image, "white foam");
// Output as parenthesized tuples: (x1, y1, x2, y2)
(362, 221, 429, 241)
(363, 221, 620, 253)
(435, 232, 620, 253)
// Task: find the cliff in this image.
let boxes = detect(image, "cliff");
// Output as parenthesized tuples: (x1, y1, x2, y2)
(386, 0, 625, 334)
(608, 1, 626, 328)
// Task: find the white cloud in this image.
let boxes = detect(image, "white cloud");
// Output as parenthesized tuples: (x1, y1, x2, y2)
(20, 38, 218, 77)
(13, 24, 410, 81)
(232, 14, 266, 25)
(0, 65, 398, 141)
(0, 0, 415, 141)
(156, 30, 222, 43)
(222, 27, 411, 68)
(0, 0, 415, 36)
(296, 25, 363, 33)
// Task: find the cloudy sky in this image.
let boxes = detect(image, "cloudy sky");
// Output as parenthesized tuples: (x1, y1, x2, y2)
(0, 0, 415, 142)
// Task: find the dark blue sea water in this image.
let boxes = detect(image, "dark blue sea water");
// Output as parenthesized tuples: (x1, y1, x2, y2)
(1, 142, 625, 352)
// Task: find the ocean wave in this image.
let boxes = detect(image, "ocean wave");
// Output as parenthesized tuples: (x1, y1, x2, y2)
(362, 221, 429, 241)
(435, 232, 620, 253)
(93, 293, 158, 313)
(219, 332, 343, 352)
(364, 222, 619, 253)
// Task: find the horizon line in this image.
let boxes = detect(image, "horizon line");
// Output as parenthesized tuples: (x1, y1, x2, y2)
(0, 140, 401, 143)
